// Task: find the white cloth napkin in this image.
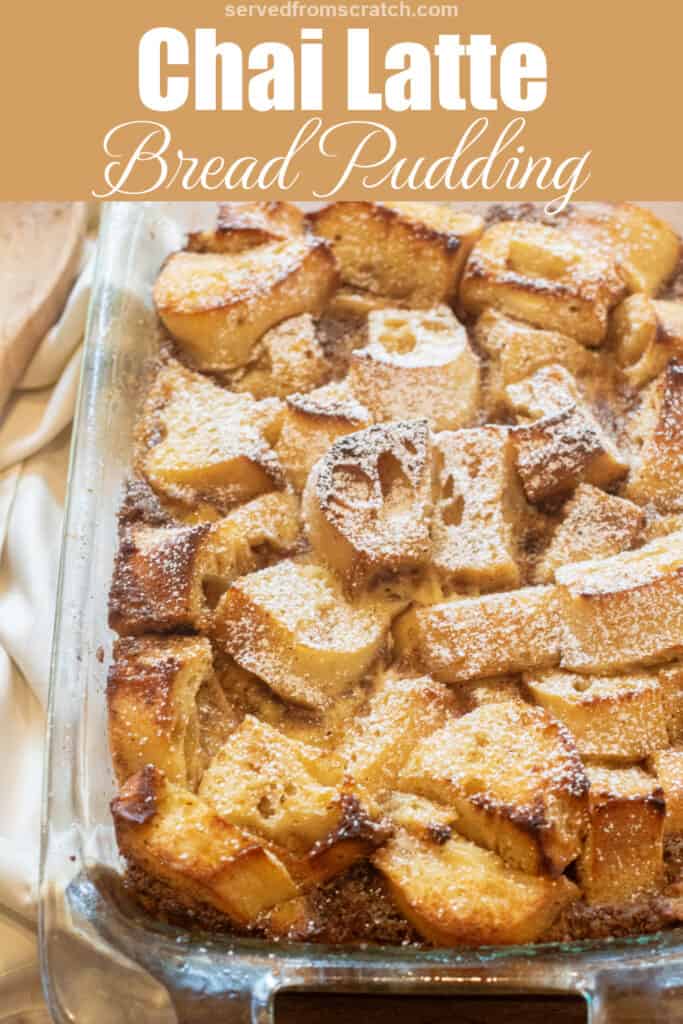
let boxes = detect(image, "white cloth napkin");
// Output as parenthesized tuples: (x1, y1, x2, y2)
(0, 234, 95, 1014)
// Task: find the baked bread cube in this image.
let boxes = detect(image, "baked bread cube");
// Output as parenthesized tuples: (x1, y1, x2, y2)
(460, 220, 625, 346)
(374, 829, 578, 947)
(612, 294, 657, 370)
(431, 426, 524, 590)
(646, 749, 683, 834)
(213, 558, 402, 709)
(229, 314, 329, 400)
(186, 201, 305, 253)
(625, 360, 683, 513)
(455, 676, 525, 713)
(644, 513, 683, 543)
(198, 716, 341, 854)
(394, 585, 560, 684)
(506, 362, 572, 419)
(399, 702, 588, 875)
(349, 306, 479, 431)
(109, 202, 683, 946)
(606, 203, 680, 295)
(303, 419, 432, 591)
(109, 492, 301, 634)
(339, 672, 458, 796)
(523, 669, 667, 761)
(215, 653, 373, 752)
(611, 295, 683, 388)
(199, 717, 391, 885)
(112, 766, 299, 924)
(557, 530, 683, 672)
(659, 663, 683, 742)
(475, 309, 599, 413)
(382, 793, 457, 843)
(257, 894, 319, 940)
(118, 473, 225, 529)
(194, 664, 238, 763)
(326, 287, 403, 320)
(107, 636, 214, 788)
(154, 237, 338, 373)
(578, 766, 665, 904)
(204, 489, 301, 577)
(304, 791, 393, 886)
(276, 381, 372, 492)
(109, 521, 217, 635)
(507, 365, 628, 502)
(506, 362, 592, 420)
(141, 360, 284, 511)
(310, 202, 483, 306)
(533, 485, 644, 584)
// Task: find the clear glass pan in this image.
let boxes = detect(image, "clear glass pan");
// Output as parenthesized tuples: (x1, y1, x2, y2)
(40, 201, 683, 1024)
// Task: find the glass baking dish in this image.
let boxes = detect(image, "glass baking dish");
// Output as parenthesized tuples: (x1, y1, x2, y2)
(40, 200, 683, 1024)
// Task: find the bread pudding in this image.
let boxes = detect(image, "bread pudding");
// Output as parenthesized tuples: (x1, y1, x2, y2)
(108, 200, 683, 948)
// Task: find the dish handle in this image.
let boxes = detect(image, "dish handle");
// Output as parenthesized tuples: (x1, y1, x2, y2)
(167, 969, 277, 1024)
(587, 966, 683, 1023)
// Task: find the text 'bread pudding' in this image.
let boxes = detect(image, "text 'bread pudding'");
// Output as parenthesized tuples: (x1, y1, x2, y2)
(108, 200, 683, 947)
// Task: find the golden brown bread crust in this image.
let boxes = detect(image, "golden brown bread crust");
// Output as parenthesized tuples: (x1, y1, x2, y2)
(109, 521, 212, 635)
(557, 530, 683, 673)
(523, 669, 668, 761)
(339, 672, 458, 796)
(611, 295, 683, 388)
(276, 381, 373, 492)
(475, 308, 599, 414)
(310, 201, 483, 307)
(506, 365, 628, 503)
(154, 237, 339, 373)
(139, 358, 285, 512)
(581, 203, 681, 296)
(461, 220, 626, 346)
(229, 313, 330, 400)
(511, 407, 628, 502)
(394, 585, 561, 683)
(186, 201, 305, 253)
(107, 635, 214, 788)
(109, 201, 683, 949)
(533, 484, 645, 584)
(647, 749, 683, 835)
(626, 359, 683, 512)
(212, 558, 403, 710)
(109, 492, 301, 635)
(197, 715, 391, 885)
(373, 828, 578, 947)
(577, 766, 666, 904)
(398, 701, 589, 877)
(112, 766, 300, 925)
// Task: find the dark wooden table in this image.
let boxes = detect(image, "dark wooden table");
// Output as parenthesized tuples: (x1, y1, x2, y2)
(276, 994, 586, 1022)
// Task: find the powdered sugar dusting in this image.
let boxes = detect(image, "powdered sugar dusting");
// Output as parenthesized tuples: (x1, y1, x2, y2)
(109, 201, 683, 949)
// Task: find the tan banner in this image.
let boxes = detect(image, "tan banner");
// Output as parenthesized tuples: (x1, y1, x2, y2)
(0, 0, 680, 202)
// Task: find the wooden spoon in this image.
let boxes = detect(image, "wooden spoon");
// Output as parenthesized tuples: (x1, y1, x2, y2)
(0, 202, 88, 417)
